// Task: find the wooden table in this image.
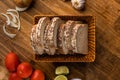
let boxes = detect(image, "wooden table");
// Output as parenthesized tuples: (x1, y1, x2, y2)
(0, 0, 120, 80)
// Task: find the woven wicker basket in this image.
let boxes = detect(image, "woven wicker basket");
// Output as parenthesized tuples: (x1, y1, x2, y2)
(33, 15, 96, 62)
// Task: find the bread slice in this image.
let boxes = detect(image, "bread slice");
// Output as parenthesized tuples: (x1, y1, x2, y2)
(46, 17, 63, 55)
(63, 20, 76, 54)
(44, 23, 51, 53)
(71, 24, 88, 54)
(31, 25, 45, 54)
(57, 24, 65, 54)
(30, 25, 39, 54)
(35, 17, 50, 55)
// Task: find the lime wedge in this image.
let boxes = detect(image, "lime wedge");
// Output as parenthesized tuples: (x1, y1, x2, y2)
(55, 66, 69, 75)
(54, 75, 68, 80)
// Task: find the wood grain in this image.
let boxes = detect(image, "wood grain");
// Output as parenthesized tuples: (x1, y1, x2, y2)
(0, 0, 120, 80)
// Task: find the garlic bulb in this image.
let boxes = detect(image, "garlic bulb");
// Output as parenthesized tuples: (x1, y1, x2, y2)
(13, 0, 32, 11)
(71, 0, 85, 10)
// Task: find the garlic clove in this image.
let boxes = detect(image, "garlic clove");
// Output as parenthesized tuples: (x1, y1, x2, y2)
(3, 24, 16, 38)
(71, 0, 85, 10)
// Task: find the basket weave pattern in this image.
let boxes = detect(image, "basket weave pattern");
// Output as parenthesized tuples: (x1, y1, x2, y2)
(33, 15, 96, 62)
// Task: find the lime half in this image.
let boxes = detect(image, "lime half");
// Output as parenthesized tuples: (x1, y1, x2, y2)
(54, 75, 68, 80)
(55, 66, 69, 75)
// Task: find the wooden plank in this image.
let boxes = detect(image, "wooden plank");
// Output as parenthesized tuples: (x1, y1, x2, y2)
(0, 0, 120, 80)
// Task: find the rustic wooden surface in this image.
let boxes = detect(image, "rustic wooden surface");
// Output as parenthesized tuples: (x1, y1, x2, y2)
(0, 0, 120, 80)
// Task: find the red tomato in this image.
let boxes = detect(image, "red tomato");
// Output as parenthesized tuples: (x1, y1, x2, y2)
(9, 72, 22, 80)
(30, 70, 45, 80)
(17, 62, 33, 78)
(5, 52, 20, 72)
